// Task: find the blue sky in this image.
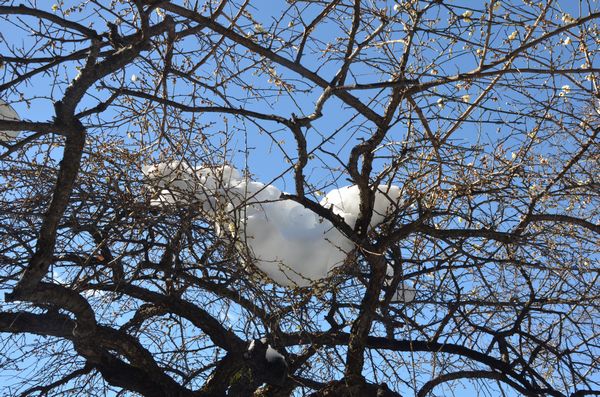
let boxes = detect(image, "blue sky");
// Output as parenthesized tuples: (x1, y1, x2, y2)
(1, 0, 599, 395)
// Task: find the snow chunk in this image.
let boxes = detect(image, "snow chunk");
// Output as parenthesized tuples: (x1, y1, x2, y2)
(239, 200, 354, 286)
(141, 161, 195, 191)
(141, 162, 242, 209)
(142, 161, 198, 206)
(248, 338, 257, 352)
(195, 164, 242, 193)
(265, 345, 285, 363)
(0, 100, 20, 142)
(143, 163, 404, 288)
(247, 338, 285, 363)
(320, 184, 402, 228)
(246, 338, 288, 386)
(393, 287, 416, 303)
(385, 264, 416, 303)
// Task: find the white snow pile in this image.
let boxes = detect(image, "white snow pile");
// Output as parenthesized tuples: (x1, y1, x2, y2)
(0, 100, 20, 142)
(142, 162, 415, 301)
(265, 344, 285, 363)
(248, 338, 286, 364)
(246, 338, 288, 386)
(386, 264, 416, 303)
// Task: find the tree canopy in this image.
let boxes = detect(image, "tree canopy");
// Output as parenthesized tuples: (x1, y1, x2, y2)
(0, 0, 599, 396)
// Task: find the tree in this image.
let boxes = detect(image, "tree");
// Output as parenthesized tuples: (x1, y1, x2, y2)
(0, 0, 599, 395)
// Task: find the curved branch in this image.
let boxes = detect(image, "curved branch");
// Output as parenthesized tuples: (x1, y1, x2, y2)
(0, 5, 101, 39)
(19, 366, 93, 397)
(528, 214, 600, 235)
(417, 370, 532, 397)
(98, 283, 245, 352)
(281, 331, 539, 390)
(0, 310, 196, 396)
(109, 87, 295, 126)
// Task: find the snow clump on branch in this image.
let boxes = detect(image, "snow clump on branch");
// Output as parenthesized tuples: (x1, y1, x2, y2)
(0, 100, 20, 142)
(142, 162, 415, 300)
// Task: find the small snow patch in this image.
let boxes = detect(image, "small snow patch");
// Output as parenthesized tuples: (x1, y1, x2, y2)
(265, 345, 285, 363)
(0, 100, 20, 142)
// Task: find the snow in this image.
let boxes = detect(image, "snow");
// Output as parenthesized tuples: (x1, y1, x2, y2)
(247, 338, 285, 363)
(246, 338, 288, 385)
(319, 184, 402, 228)
(265, 345, 285, 363)
(386, 264, 416, 303)
(393, 287, 416, 303)
(142, 163, 414, 297)
(0, 100, 20, 142)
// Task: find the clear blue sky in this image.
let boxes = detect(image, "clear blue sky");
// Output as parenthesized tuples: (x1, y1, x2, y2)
(1, 0, 597, 395)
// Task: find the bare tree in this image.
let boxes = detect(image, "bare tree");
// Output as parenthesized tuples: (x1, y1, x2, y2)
(1, 0, 599, 396)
